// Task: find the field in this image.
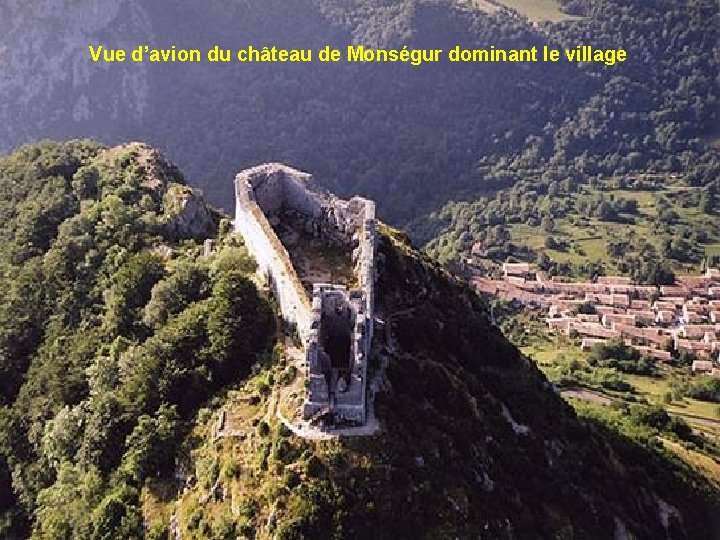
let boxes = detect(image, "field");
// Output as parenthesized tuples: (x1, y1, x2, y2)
(499, 307, 720, 429)
(494, 0, 579, 23)
(464, 0, 578, 22)
(528, 335, 719, 425)
(497, 306, 720, 481)
(465, 0, 502, 14)
(504, 185, 719, 276)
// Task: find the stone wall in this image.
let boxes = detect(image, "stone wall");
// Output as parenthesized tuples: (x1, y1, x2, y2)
(234, 165, 314, 339)
(234, 163, 377, 426)
(303, 284, 367, 423)
(245, 163, 324, 218)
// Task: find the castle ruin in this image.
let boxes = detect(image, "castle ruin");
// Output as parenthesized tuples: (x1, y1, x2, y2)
(234, 164, 376, 426)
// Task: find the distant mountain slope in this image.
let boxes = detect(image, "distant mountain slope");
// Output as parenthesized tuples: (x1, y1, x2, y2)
(425, 176, 720, 276)
(4, 0, 569, 221)
(5, 0, 715, 231)
(0, 1, 153, 144)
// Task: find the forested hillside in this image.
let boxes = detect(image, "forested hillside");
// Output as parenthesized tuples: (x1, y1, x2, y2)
(422, 0, 720, 268)
(2, 0, 716, 230)
(426, 175, 720, 280)
(0, 142, 276, 538)
(152, 225, 719, 539)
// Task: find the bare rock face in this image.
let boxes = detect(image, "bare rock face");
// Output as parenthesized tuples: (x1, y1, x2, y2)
(0, 0, 153, 151)
(163, 184, 214, 239)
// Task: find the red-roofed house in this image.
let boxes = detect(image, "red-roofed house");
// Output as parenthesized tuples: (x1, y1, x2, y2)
(679, 324, 717, 339)
(681, 309, 704, 324)
(581, 338, 607, 351)
(655, 310, 676, 325)
(677, 339, 714, 356)
(602, 313, 636, 328)
(634, 346, 672, 362)
(660, 285, 687, 297)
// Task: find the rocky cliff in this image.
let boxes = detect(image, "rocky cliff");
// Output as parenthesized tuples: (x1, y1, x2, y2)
(0, 1, 153, 148)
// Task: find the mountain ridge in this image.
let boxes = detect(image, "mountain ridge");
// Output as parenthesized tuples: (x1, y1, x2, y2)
(166, 220, 720, 539)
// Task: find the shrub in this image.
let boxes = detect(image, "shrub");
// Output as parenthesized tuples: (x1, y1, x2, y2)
(686, 377, 720, 403)
(304, 455, 325, 478)
(224, 457, 241, 479)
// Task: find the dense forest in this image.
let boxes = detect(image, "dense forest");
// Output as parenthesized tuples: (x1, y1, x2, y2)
(2, 0, 716, 230)
(419, 0, 720, 268)
(0, 142, 276, 538)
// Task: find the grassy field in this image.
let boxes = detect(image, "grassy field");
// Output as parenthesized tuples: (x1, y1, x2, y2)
(660, 438, 720, 485)
(494, 0, 579, 22)
(497, 307, 720, 480)
(528, 338, 719, 423)
(465, 0, 502, 14)
(504, 185, 719, 275)
(499, 307, 720, 425)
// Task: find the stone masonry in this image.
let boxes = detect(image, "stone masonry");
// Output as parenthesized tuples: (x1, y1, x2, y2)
(234, 164, 376, 425)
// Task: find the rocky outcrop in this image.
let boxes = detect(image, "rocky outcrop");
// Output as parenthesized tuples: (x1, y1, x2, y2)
(96, 142, 213, 239)
(164, 184, 214, 239)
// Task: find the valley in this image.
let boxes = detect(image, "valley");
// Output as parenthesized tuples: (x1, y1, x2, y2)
(491, 297, 720, 483)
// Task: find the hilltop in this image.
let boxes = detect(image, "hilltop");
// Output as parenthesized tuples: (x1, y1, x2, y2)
(0, 141, 718, 539)
(165, 224, 720, 539)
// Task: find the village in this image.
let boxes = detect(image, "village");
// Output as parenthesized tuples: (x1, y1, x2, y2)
(472, 263, 720, 378)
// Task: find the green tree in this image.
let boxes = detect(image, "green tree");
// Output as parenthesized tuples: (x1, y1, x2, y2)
(102, 252, 165, 337)
(33, 463, 103, 540)
(207, 271, 275, 377)
(143, 262, 210, 328)
(91, 484, 143, 540)
(118, 405, 180, 484)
